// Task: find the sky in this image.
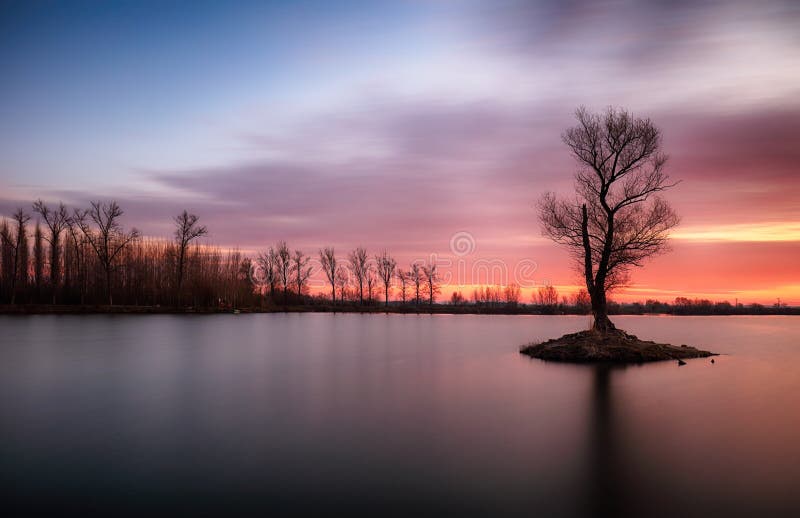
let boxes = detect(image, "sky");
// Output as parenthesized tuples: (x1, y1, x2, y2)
(1, 0, 799, 304)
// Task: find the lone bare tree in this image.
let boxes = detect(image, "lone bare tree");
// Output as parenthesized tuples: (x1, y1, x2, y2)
(319, 246, 337, 303)
(174, 210, 208, 303)
(32, 200, 69, 290)
(348, 247, 368, 304)
(75, 201, 140, 305)
(375, 250, 396, 307)
(539, 107, 679, 333)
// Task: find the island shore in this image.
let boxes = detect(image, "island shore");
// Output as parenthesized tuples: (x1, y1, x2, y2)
(520, 329, 717, 363)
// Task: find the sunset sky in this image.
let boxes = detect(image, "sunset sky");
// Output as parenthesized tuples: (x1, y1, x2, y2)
(1, 0, 798, 304)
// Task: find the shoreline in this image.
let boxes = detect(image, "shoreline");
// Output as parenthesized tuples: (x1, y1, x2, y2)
(1, 304, 798, 316)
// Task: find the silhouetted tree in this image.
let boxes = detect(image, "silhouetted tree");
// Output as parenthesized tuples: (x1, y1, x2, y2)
(376, 250, 396, 307)
(32, 200, 68, 290)
(365, 264, 377, 304)
(319, 246, 337, 303)
(75, 201, 140, 305)
(410, 263, 423, 305)
(257, 247, 278, 301)
(0, 209, 31, 304)
(276, 241, 291, 300)
(33, 222, 44, 292)
(397, 268, 409, 305)
(537, 284, 559, 307)
(539, 107, 679, 333)
(422, 262, 439, 306)
(334, 265, 349, 303)
(348, 247, 368, 304)
(291, 249, 312, 297)
(174, 210, 208, 303)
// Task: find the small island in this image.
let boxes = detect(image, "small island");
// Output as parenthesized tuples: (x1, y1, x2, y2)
(521, 329, 716, 363)
(521, 107, 717, 363)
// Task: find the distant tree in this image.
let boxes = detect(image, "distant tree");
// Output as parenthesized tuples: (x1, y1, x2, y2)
(174, 210, 208, 303)
(504, 283, 521, 306)
(539, 106, 679, 333)
(319, 246, 337, 303)
(0, 209, 31, 304)
(536, 284, 559, 307)
(422, 262, 439, 306)
(410, 263, 423, 305)
(276, 241, 291, 299)
(334, 265, 349, 303)
(365, 264, 377, 304)
(32, 200, 68, 289)
(33, 222, 44, 292)
(75, 201, 139, 305)
(396, 268, 409, 305)
(256, 247, 278, 300)
(291, 249, 313, 297)
(450, 291, 466, 305)
(375, 250, 396, 307)
(572, 288, 591, 313)
(348, 247, 368, 304)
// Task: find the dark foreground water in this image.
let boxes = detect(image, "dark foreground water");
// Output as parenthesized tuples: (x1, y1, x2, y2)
(1, 314, 799, 517)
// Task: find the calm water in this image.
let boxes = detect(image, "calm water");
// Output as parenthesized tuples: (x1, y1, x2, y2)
(1, 314, 799, 516)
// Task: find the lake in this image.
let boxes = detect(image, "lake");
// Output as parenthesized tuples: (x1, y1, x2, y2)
(1, 314, 799, 516)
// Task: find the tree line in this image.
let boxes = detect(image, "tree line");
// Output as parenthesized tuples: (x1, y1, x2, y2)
(0, 199, 445, 308)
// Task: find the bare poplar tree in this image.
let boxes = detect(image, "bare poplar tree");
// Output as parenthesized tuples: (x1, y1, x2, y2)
(291, 249, 313, 297)
(174, 210, 208, 303)
(422, 262, 439, 306)
(319, 246, 337, 303)
(33, 222, 44, 291)
(365, 264, 377, 304)
(410, 263, 423, 305)
(334, 265, 349, 303)
(257, 247, 278, 301)
(276, 241, 291, 299)
(32, 200, 68, 289)
(0, 209, 31, 304)
(375, 250, 396, 307)
(75, 201, 140, 305)
(539, 107, 679, 333)
(348, 247, 368, 305)
(396, 268, 409, 305)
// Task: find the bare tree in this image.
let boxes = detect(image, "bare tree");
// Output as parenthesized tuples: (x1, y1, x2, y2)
(422, 262, 439, 306)
(410, 263, 423, 305)
(257, 247, 278, 301)
(291, 249, 313, 298)
(334, 265, 349, 303)
(539, 107, 679, 333)
(348, 247, 368, 305)
(33, 222, 44, 291)
(365, 264, 377, 304)
(536, 284, 559, 307)
(275, 241, 291, 299)
(319, 246, 337, 303)
(0, 209, 31, 304)
(32, 200, 68, 289)
(75, 201, 140, 305)
(375, 250, 396, 307)
(174, 210, 208, 303)
(396, 268, 409, 305)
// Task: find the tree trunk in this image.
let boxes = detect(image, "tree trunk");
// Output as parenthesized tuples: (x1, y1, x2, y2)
(590, 287, 616, 333)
